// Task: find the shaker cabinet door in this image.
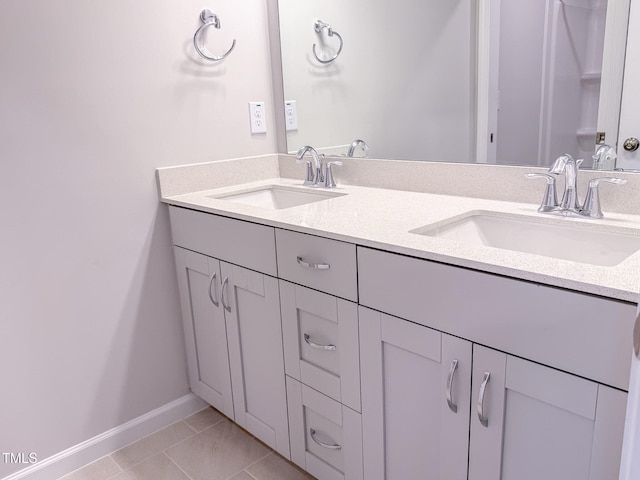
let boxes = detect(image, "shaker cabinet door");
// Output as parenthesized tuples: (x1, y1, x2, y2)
(359, 307, 472, 480)
(173, 247, 234, 419)
(221, 262, 290, 459)
(469, 345, 627, 480)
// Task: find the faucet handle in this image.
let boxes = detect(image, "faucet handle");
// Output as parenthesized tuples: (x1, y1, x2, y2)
(580, 177, 627, 219)
(526, 173, 558, 212)
(296, 156, 315, 186)
(324, 160, 343, 188)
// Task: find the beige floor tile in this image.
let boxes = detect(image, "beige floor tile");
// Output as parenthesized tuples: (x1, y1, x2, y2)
(166, 420, 271, 480)
(111, 421, 195, 470)
(108, 453, 189, 480)
(58, 455, 121, 480)
(246, 453, 316, 480)
(183, 406, 225, 432)
(229, 473, 255, 480)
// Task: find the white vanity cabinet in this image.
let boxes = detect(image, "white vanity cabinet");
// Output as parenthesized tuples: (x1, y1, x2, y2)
(277, 230, 363, 480)
(358, 246, 632, 480)
(359, 307, 472, 480)
(169, 206, 290, 458)
(469, 345, 627, 480)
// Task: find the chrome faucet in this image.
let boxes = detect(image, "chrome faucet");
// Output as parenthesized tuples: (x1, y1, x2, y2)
(548, 153, 583, 213)
(295, 146, 324, 186)
(347, 139, 369, 158)
(592, 143, 617, 170)
(526, 153, 627, 218)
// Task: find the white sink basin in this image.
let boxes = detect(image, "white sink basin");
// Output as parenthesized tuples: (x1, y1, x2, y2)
(411, 211, 640, 266)
(211, 185, 346, 210)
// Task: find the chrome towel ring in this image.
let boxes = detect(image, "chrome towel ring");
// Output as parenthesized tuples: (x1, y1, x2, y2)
(312, 20, 343, 64)
(193, 9, 236, 61)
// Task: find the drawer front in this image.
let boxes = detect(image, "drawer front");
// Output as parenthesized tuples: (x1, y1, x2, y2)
(357, 246, 635, 390)
(169, 206, 277, 276)
(276, 229, 357, 301)
(281, 281, 361, 412)
(286, 377, 363, 480)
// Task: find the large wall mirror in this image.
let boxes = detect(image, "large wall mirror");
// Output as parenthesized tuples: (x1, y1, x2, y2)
(276, 0, 632, 169)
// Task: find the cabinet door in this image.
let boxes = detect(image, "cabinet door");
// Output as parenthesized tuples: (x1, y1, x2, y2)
(281, 281, 361, 411)
(221, 262, 290, 459)
(469, 345, 628, 480)
(359, 307, 472, 480)
(173, 247, 234, 419)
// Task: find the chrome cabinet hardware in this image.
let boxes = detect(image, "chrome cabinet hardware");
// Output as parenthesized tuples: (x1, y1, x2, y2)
(446, 359, 459, 413)
(304, 333, 336, 351)
(312, 20, 343, 64)
(624, 137, 639, 152)
(477, 371, 491, 427)
(296, 256, 330, 270)
(310, 428, 342, 450)
(208, 272, 219, 307)
(193, 9, 236, 61)
(221, 277, 231, 312)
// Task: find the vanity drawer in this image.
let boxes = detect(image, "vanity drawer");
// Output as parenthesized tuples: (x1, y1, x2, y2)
(286, 377, 363, 480)
(280, 281, 361, 412)
(276, 229, 357, 301)
(168, 206, 277, 276)
(357, 246, 635, 391)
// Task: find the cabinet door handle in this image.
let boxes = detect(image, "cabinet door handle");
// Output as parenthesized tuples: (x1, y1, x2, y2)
(477, 371, 491, 427)
(296, 256, 330, 270)
(446, 359, 459, 413)
(221, 277, 231, 312)
(304, 333, 337, 351)
(310, 428, 342, 450)
(208, 272, 219, 307)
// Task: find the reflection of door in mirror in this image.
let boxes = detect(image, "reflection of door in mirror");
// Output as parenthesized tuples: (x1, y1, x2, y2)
(617, 0, 640, 171)
(479, 0, 621, 167)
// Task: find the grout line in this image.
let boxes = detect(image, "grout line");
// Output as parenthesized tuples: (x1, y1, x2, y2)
(163, 452, 196, 480)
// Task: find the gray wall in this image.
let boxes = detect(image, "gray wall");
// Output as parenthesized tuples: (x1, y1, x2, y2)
(0, 1, 276, 477)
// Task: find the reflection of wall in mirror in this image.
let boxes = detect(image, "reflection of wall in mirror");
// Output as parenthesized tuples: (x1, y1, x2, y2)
(278, 0, 475, 162)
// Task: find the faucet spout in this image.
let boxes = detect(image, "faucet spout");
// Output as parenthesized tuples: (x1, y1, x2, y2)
(295, 146, 324, 186)
(548, 154, 582, 212)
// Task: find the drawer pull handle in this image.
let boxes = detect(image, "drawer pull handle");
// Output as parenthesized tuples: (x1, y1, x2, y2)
(477, 371, 491, 427)
(297, 256, 330, 270)
(221, 277, 231, 312)
(310, 428, 342, 450)
(304, 333, 336, 351)
(446, 359, 459, 413)
(208, 272, 219, 307)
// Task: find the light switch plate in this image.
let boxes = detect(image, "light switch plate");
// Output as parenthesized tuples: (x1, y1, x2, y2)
(249, 102, 267, 134)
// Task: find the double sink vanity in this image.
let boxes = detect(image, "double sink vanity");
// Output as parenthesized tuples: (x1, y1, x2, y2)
(157, 154, 640, 480)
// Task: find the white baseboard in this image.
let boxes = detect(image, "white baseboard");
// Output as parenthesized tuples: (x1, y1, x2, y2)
(2, 393, 207, 480)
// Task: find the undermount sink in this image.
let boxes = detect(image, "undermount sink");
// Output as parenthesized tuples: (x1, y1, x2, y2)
(411, 211, 640, 266)
(210, 185, 346, 210)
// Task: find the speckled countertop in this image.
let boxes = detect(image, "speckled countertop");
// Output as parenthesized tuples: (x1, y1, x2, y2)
(159, 161, 640, 304)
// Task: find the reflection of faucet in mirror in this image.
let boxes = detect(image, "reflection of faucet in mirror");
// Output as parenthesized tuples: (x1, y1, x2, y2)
(347, 139, 369, 158)
(295, 145, 324, 186)
(592, 144, 617, 170)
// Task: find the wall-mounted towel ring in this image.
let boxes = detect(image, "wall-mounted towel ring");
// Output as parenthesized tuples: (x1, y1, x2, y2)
(312, 20, 343, 64)
(193, 9, 236, 61)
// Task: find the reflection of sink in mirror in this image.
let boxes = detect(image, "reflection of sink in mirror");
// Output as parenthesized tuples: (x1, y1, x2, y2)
(210, 186, 346, 210)
(411, 211, 640, 266)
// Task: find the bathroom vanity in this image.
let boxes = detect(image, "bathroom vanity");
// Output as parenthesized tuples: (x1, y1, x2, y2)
(158, 155, 639, 480)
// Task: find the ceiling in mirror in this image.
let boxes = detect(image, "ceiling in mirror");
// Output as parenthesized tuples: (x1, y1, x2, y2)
(277, 0, 629, 169)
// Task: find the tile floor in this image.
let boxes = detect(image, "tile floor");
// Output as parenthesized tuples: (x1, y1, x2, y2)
(58, 407, 315, 480)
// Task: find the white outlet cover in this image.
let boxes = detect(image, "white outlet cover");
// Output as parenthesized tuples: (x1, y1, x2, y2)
(249, 102, 267, 134)
(285, 100, 298, 131)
